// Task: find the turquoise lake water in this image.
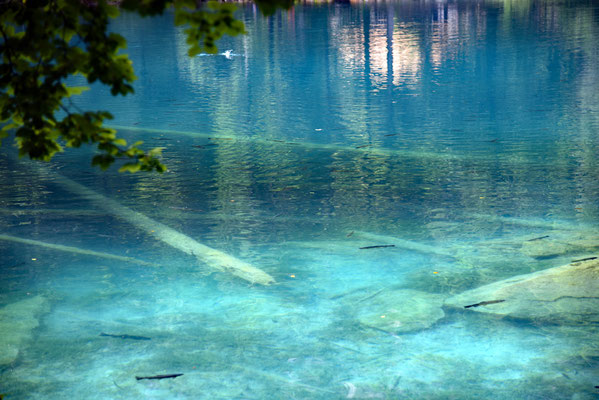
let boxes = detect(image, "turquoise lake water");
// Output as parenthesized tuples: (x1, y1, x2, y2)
(1, 1, 599, 398)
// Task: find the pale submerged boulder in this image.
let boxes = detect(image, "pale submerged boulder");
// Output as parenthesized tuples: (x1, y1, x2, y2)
(0, 295, 49, 365)
(445, 257, 599, 323)
(520, 234, 599, 259)
(356, 289, 446, 334)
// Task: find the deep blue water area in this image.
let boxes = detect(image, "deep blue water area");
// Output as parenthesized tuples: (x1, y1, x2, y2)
(1, 1, 599, 399)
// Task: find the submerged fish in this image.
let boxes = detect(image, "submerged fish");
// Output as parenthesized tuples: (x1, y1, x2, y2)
(464, 299, 505, 309)
(100, 332, 151, 341)
(136, 373, 183, 381)
(571, 256, 597, 263)
(526, 235, 550, 242)
(359, 245, 395, 250)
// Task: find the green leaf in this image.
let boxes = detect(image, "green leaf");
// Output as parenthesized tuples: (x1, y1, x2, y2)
(105, 4, 121, 19)
(254, 0, 294, 16)
(65, 86, 90, 96)
(119, 162, 142, 173)
(148, 147, 165, 157)
(92, 154, 115, 170)
(1, 0, 289, 173)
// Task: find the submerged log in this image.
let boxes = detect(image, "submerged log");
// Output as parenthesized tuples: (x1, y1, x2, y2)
(469, 213, 584, 231)
(47, 170, 275, 285)
(112, 125, 476, 163)
(0, 207, 104, 216)
(0, 233, 158, 267)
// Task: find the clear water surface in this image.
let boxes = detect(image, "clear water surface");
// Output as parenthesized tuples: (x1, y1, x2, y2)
(1, 0, 598, 398)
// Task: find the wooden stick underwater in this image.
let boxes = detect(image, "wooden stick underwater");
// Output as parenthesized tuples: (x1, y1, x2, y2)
(469, 213, 584, 231)
(110, 125, 479, 163)
(0, 233, 159, 266)
(0, 207, 104, 216)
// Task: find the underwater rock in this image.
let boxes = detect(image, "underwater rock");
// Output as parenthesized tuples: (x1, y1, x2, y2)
(520, 233, 599, 259)
(444, 257, 599, 323)
(355, 289, 446, 334)
(0, 295, 49, 365)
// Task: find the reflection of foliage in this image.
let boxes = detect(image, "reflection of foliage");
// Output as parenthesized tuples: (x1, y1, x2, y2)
(0, 0, 290, 172)
(174, 2, 246, 56)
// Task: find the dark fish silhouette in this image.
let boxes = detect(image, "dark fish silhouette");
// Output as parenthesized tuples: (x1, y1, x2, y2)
(136, 374, 183, 381)
(192, 143, 218, 149)
(359, 245, 395, 250)
(100, 332, 151, 341)
(572, 256, 597, 263)
(464, 300, 505, 309)
(526, 235, 550, 242)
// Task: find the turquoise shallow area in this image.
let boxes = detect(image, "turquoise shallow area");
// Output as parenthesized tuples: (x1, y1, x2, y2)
(1, 1, 599, 399)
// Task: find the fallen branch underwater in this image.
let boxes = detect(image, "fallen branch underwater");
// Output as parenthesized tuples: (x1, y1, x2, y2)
(43, 169, 275, 285)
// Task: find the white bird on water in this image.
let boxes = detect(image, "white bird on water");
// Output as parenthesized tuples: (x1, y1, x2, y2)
(198, 49, 237, 59)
